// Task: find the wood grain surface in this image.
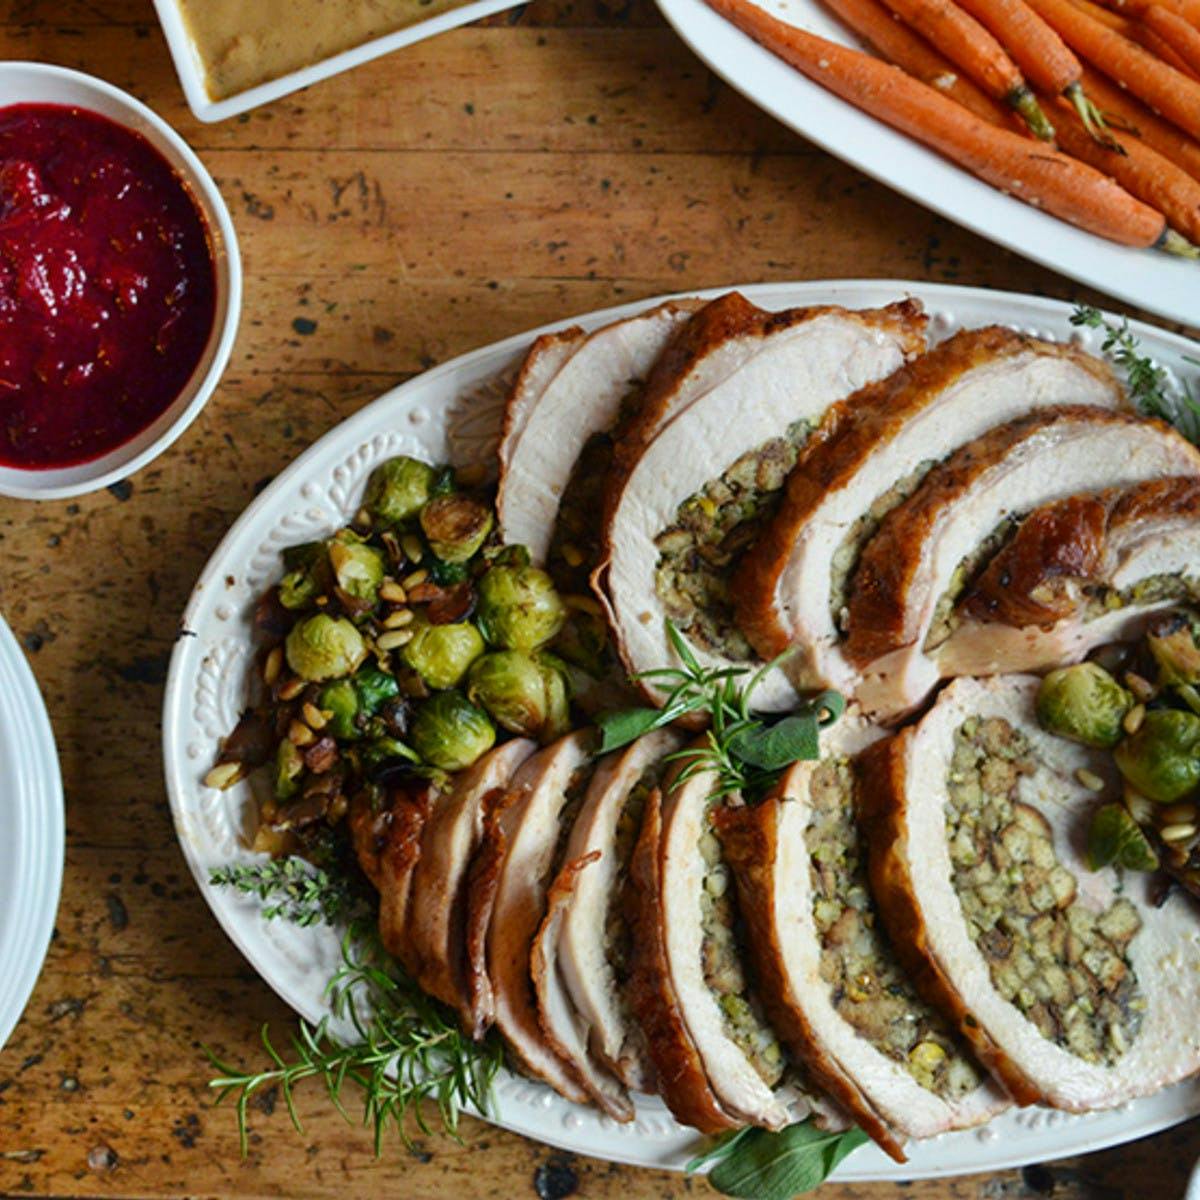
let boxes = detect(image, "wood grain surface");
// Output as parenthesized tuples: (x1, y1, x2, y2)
(0, 1, 1197, 1197)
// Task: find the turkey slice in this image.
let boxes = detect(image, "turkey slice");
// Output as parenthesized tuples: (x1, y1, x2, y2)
(497, 300, 701, 564)
(858, 675, 1200, 1110)
(497, 326, 586, 472)
(940, 476, 1200, 675)
(846, 406, 1200, 719)
(406, 739, 537, 1032)
(717, 710, 1008, 1162)
(484, 731, 595, 1104)
(596, 300, 927, 714)
(734, 326, 1123, 692)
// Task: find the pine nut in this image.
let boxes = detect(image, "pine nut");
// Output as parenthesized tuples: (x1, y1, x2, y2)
(1123, 704, 1146, 735)
(288, 719, 316, 746)
(302, 702, 327, 730)
(1124, 787, 1155, 826)
(1160, 823, 1197, 844)
(402, 568, 428, 589)
(353, 506, 372, 528)
(401, 535, 425, 564)
(1075, 768, 1105, 792)
(383, 608, 415, 629)
(377, 629, 415, 651)
(1160, 802, 1198, 825)
(277, 677, 306, 701)
(1124, 672, 1156, 703)
(262, 645, 284, 687)
(379, 580, 407, 604)
(203, 761, 244, 790)
(561, 543, 584, 568)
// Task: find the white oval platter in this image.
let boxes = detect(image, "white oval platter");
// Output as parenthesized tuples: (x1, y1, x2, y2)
(163, 279, 1200, 1180)
(0, 614, 64, 1056)
(654, 0, 1199, 329)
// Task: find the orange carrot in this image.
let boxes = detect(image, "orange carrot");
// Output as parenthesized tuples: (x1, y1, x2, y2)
(1136, 20, 1200, 72)
(1081, 63, 1200, 176)
(875, 0, 1057, 134)
(1050, 93, 1200, 237)
(1027, 0, 1200, 137)
(1092, 0, 1200, 29)
(955, 0, 1117, 140)
(1142, 3, 1200, 68)
(704, 0, 1182, 249)
(1072, 0, 1133, 27)
(820, 0, 1016, 123)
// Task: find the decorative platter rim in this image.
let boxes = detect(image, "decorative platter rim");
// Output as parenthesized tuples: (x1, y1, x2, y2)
(162, 279, 1200, 1178)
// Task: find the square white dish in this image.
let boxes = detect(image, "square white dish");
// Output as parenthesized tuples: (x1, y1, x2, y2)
(152, 0, 528, 123)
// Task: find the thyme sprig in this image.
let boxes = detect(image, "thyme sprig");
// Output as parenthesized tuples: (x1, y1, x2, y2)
(597, 620, 844, 799)
(1071, 305, 1200, 442)
(207, 926, 503, 1156)
(209, 857, 366, 927)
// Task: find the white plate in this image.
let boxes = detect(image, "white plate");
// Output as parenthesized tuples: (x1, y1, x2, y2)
(654, 0, 1197, 329)
(0, 615, 64, 1054)
(153, 0, 528, 123)
(164, 279, 1200, 1180)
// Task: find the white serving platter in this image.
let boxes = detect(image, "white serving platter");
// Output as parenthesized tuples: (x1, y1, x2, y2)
(654, 0, 1199, 329)
(163, 280, 1200, 1180)
(152, 0, 527, 123)
(0, 615, 64, 1056)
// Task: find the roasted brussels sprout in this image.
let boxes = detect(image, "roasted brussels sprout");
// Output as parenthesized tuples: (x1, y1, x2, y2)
(285, 614, 368, 682)
(274, 738, 304, 800)
(318, 679, 361, 740)
(363, 456, 436, 525)
(409, 689, 496, 771)
(354, 664, 400, 715)
(537, 653, 572, 743)
(401, 620, 485, 689)
(476, 564, 566, 651)
(467, 650, 547, 736)
(1087, 802, 1159, 871)
(328, 537, 385, 604)
(277, 541, 331, 610)
(420, 495, 494, 564)
(1035, 663, 1133, 749)
(551, 606, 608, 676)
(1147, 612, 1200, 714)
(360, 735, 420, 772)
(1114, 709, 1200, 803)
(278, 568, 319, 610)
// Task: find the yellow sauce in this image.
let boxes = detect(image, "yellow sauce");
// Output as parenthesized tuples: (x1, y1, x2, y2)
(178, 0, 472, 100)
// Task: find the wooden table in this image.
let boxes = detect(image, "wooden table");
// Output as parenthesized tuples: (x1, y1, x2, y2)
(1, 2, 1197, 1197)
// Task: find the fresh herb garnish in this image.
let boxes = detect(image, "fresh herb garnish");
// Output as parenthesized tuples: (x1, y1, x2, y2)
(1071, 305, 1200, 443)
(209, 857, 366, 927)
(688, 1121, 870, 1198)
(596, 620, 844, 798)
(207, 927, 503, 1156)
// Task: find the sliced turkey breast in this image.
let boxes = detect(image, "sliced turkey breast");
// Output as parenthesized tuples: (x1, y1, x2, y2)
(940, 477, 1200, 676)
(716, 710, 1008, 1162)
(405, 739, 537, 1031)
(496, 326, 586, 474)
(858, 674, 1200, 1110)
(551, 727, 683, 1094)
(595, 300, 927, 714)
(846, 406, 1200, 719)
(734, 327, 1124, 692)
(653, 758, 794, 1129)
(484, 731, 595, 1104)
(496, 300, 701, 565)
(627, 785, 741, 1133)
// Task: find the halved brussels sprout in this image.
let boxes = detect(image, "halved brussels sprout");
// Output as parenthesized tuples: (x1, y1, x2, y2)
(476, 564, 566, 651)
(278, 541, 330, 610)
(318, 679, 361, 740)
(274, 739, 304, 799)
(328, 537, 385, 604)
(1035, 663, 1133, 749)
(285, 614, 368, 682)
(1114, 709, 1200, 803)
(1148, 610, 1200, 696)
(537, 653, 572, 744)
(467, 650, 547, 736)
(363, 456, 436, 525)
(1087, 802, 1159, 872)
(354, 664, 400, 715)
(551, 607, 608, 676)
(279, 568, 320, 610)
(420, 495, 493, 563)
(409, 689, 496, 771)
(401, 620, 485, 690)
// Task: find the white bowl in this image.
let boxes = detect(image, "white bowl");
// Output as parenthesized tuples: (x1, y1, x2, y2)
(0, 62, 241, 500)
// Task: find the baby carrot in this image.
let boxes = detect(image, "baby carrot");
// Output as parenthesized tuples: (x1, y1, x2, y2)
(1142, 4, 1200, 70)
(1081, 63, 1200, 177)
(820, 0, 1016, 123)
(956, 0, 1118, 142)
(1027, 0, 1200, 138)
(704, 0, 1181, 248)
(1137, 21, 1200, 73)
(1051, 93, 1200, 239)
(1091, 0, 1200, 29)
(877, 0, 1057, 135)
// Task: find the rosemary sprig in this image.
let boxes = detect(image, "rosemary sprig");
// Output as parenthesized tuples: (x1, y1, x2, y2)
(209, 857, 367, 927)
(207, 926, 503, 1156)
(1071, 305, 1200, 443)
(597, 619, 844, 799)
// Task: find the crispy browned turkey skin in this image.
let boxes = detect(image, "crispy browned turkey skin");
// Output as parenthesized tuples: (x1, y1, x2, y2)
(734, 326, 1123, 689)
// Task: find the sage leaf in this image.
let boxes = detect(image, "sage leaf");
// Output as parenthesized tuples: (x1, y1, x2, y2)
(595, 706, 668, 754)
(728, 713, 819, 769)
(707, 1122, 869, 1199)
